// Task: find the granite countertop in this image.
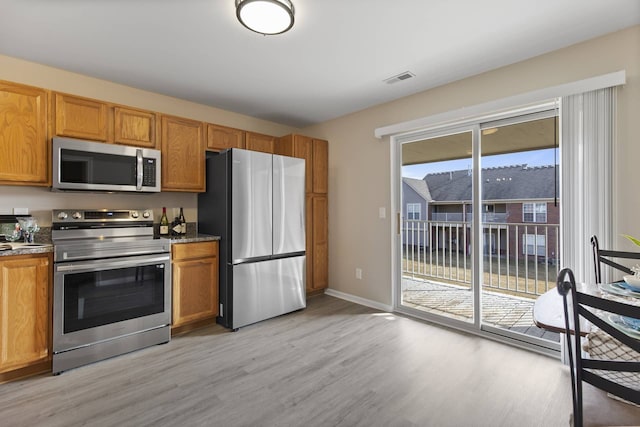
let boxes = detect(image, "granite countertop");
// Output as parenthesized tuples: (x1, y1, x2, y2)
(0, 242, 54, 257)
(161, 233, 221, 244)
(0, 227, 220, 257)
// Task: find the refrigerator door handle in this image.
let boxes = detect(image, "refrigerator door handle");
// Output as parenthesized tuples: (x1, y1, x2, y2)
(232, 251, 306, 265)
(232, 255, 273, 265)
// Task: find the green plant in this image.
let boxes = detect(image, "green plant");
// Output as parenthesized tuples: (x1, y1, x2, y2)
(622, 234, 640, 247)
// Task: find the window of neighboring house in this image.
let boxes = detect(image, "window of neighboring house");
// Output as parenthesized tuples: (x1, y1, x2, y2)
(407, 203, 421, 220)
(523, 233, 546, 256)
(522, 202, 547, 223)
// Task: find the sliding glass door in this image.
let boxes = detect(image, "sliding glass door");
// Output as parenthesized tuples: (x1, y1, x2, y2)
(400, 127, 475, 324)
(478, 112, 560, 344)
(396, 104, 561, 351)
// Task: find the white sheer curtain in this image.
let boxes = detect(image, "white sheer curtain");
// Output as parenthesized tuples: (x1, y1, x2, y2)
(560, 87, 616, 283)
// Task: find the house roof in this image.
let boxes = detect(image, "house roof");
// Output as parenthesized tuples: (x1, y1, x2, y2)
(423, 164, 559, 202)
(403, 177, 432, 201)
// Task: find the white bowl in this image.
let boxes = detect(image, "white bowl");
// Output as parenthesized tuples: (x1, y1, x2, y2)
(622, 275, 640, 292)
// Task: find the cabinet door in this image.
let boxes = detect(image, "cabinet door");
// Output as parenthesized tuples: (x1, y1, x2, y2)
(0, 82, 49, 185)
(114, 106, 157, 148)
(207, 123, 245, 151)
(312, 195, 328, 290)
(0, 254, 50, 373)
(161, 115, 205, 192)
(305, 195, 314, 292)
(246, 131, 275, 154)
(172, 255, 218, 327)
(312, 138, 328, 194)
(291, 135, 314, 193)
(54, 93, 109, 141)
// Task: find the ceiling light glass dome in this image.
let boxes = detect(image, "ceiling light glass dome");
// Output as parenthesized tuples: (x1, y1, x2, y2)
(236, 0, 295, 35)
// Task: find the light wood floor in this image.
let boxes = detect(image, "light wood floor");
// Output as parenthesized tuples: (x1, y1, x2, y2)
(0, 294, 574, 426)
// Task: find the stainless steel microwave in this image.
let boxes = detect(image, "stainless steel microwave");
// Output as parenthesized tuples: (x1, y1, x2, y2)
(52, 137, 161, 193)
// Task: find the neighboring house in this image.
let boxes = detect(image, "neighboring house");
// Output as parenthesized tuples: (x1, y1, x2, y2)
(403, 164, 560, 262)
(402, 177, 432, 248)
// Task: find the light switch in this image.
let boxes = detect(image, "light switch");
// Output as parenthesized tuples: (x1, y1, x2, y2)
(379, 207, 386, 219)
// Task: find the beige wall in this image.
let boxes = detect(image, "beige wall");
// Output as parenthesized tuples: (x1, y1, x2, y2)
(0, 54, 299, 227)
(302, 25, 640, 306)
(2, 27, 639, 305)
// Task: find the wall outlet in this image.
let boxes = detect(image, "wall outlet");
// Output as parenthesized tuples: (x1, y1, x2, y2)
(13, 208, 29, 215)
(379, 207, 386, 219)
(0, 208, 12, 215)
(355, 268, 362, 280)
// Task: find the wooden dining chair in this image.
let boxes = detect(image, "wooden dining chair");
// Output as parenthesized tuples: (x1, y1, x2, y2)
(556, 268, 640, 426)
(591, 235, 640, 284)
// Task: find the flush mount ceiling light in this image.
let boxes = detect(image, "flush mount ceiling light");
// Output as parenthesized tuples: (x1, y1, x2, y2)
(236, 0, 295, 35)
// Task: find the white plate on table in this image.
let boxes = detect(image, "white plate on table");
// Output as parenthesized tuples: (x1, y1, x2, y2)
(599, 281, 640, 299)
(607, 314, 640, 339)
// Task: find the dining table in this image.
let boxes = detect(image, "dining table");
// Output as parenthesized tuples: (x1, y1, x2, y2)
(533, 282, 640, 370)
(533, 278, 640, 405)
(533, 280, 640, 339)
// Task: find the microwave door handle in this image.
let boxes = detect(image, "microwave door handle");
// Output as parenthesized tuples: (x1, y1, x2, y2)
(136, 149, 143, 190)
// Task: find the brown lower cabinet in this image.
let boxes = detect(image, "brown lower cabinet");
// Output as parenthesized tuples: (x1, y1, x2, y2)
(308, 194, 328, 292)
(0, 253, 51, 383)
(171, 241, 219, 333)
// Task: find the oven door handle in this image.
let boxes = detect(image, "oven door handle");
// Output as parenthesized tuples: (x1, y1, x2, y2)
(56, 255, 169, 273)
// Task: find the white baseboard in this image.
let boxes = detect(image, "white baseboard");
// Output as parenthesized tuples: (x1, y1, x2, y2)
(324, 288, 393, 312)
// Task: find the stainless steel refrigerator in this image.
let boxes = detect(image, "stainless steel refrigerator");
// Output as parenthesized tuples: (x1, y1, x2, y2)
(198, 148, 306, 330)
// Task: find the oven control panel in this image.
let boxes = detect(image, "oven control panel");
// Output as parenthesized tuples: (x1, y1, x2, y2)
(52, 209, 154, 223)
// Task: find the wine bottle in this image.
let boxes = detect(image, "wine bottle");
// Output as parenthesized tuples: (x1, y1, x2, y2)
(171, 217, 181, 236)
(179, 207, 186, 235)
(159, 207, 169, 235)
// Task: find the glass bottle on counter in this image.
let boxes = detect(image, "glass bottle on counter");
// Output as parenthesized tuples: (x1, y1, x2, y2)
(171, 216, 181, 236)
(159, 207, 169, 235)
(179, 207, 186, 235)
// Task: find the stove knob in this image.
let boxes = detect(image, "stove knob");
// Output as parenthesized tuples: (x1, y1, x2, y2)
(131, 211, 139, 219)
(57, 211, 68, 220)
(72, 212, 82, 220)
(142, 210, 151, 218)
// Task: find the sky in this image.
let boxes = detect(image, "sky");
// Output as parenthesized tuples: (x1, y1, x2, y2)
(402, 148, 558, 179)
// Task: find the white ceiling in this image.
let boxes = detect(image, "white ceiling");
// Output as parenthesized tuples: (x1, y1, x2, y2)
(1, 0, 639, 128)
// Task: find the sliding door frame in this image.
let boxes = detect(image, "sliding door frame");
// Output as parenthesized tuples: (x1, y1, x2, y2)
(392, 102, 561, 356)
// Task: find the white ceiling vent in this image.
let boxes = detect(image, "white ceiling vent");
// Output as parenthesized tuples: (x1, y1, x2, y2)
(384, 71, 415, 84)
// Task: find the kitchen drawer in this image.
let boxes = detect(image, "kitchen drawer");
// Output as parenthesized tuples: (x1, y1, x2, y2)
(172, 241, 218, 261)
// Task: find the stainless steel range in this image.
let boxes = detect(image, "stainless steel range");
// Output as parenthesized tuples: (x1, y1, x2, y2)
(51, 209, 171, 374)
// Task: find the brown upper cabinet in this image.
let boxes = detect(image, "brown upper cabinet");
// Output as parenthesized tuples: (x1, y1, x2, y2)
(160, 115, 205, 192)
(114, 106, 158, 148)
(53, 92, 159, 149)
(53, 93, 110, 141)
(0, 81, 50, 186)
(207, 123, 245, 152)
(312, 138, 328, 194)
(275, 134, 328, 194)
(245, 131, 275, 154)
(275, 134, 313, 193)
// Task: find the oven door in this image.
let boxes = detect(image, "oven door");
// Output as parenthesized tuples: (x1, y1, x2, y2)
(53, 253, 171, 353)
